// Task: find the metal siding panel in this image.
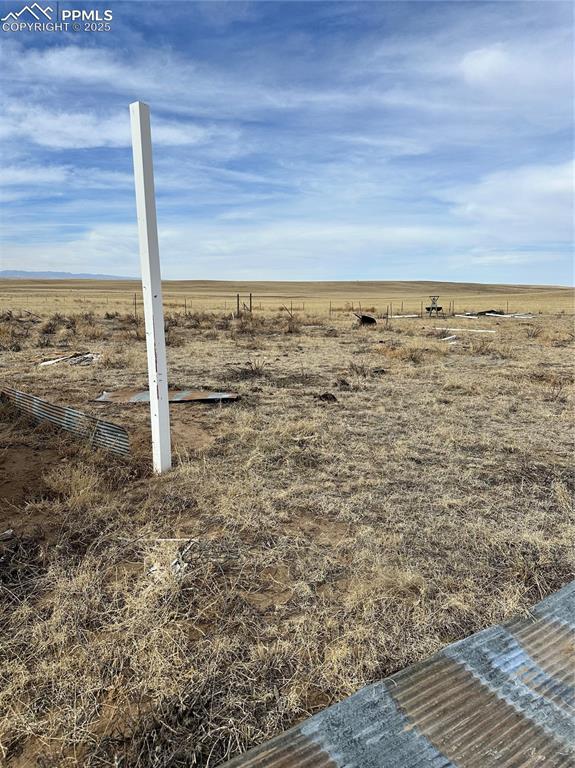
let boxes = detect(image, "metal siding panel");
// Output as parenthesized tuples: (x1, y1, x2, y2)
(219, 582, 575, 767)
(1, 386, 129, 456)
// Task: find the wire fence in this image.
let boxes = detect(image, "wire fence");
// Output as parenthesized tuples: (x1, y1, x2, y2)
(1, 288, 568, 317)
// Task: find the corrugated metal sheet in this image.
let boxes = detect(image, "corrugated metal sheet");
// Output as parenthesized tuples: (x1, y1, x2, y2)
(0, 385, 129, 456)
(96, 388, 239, 403)
(220, 581, 575, 768)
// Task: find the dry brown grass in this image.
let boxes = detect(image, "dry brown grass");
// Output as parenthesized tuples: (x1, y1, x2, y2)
(0, 299, 574, 767)
(1, 278, 573, 317)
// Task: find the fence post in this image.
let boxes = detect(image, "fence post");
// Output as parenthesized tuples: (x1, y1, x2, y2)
(129, 100, 171, 474)
(249, 292, 253, 313)
(236, 293, 240, 317)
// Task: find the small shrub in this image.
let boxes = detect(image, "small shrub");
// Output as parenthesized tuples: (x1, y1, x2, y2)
(36, 334, 52, 348)
(230, 360, 267, 379)
(470, 337, 494, 356)
(40, 320, 57, 335)
(99, 349, 128, 369)
(165, 327, 184, 347)
(214, 315, 232, 331)
(285, 317, 301, 334)
(400, 346, 424, 364)
(81, 324, 106, 342)
(349, 361, 372, 377)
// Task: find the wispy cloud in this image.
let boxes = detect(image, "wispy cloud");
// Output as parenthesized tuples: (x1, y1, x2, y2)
(0, 1, 572, 283)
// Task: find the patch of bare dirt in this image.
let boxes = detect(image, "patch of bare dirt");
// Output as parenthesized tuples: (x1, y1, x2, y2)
(0, 420, 61, 537)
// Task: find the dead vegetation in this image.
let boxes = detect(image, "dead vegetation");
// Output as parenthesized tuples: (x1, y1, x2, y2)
(0, 303, 574, 767)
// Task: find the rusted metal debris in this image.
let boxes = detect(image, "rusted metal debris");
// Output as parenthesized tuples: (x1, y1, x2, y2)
(354, 313, 377, 325)
(477, 309, 504, 316)
(0, 386, 129, 456)
(220, 580, 575, 768)
(96, 388, 239, 404)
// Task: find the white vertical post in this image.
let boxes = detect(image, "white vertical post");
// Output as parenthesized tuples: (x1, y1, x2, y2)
(129, 101, 171, 473)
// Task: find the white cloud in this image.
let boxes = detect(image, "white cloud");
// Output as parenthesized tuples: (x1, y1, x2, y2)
(460, 46, 510, 85)
(0, 103, 238, 150)
(444, 160, 574, 241)
(0, 164, 70, 185)
(0, 4, 572, 284)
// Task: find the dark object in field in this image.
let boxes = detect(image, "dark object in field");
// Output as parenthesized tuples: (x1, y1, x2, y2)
(317, 392, 338, 403)
(426, 296, 444, 316)
(354, 313, 377, 325)
(220, 579, 575, 768)
(477, 309, 504, 316)
(96, 389, 239, 404)
(0, 386, 129, 456)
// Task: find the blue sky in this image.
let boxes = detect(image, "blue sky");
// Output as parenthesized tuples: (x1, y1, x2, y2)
(0, 1, 573, 283)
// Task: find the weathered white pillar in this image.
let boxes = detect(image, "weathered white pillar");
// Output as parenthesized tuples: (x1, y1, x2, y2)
(129, 101, 171, 473)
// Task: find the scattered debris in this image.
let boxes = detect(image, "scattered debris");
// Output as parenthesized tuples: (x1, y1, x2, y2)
(372, 367, 387, 375)
(441, 335, 457, 342)
(148, 538, 228, 579)
(354, 313, 377, 325)
(0, 529, 15, 541)
(316, 392, 338, 402)
(96, 388, 239, 404)
(39, 352, 100, 367)
(485, 312, 534, 319)
(455, 312, 534, 320)
(0, 386, 129, 456)
(477, 309, 504, 316)
(149, 539, 197, 577)
(435, 327, 496, 334)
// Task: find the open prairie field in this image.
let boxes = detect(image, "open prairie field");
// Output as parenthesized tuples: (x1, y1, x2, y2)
(1, 278, 573, 316)
(0, 285, 573, 767)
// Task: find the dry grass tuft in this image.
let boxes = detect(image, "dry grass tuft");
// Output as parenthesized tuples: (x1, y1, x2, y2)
(0, 304, 573, 767)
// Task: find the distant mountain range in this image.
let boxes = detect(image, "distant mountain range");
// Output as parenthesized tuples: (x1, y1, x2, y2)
(0, 270, 136, 280)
